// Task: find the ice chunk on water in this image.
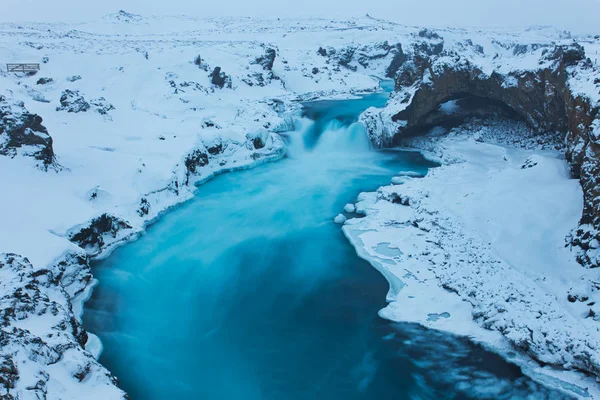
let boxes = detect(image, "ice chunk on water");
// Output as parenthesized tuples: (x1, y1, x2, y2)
(334, 214, 347, 224)
(344, 203, 355, 213)
(86, 332, 103, 360)
(397, 170, 425, 178)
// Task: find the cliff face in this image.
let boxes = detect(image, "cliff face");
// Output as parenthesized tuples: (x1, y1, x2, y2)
(380, 38, 600, 268)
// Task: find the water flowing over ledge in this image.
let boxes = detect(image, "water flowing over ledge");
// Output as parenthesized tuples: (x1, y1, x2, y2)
(83, 89, 573, 399)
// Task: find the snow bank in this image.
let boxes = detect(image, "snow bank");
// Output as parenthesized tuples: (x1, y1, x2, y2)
(344, 122, 600, 398)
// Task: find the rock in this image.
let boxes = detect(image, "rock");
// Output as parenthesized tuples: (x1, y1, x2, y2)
(521, 156, 539, 169)
(418, 28, 442, 40)
(184, 148, 209, 184)
(344, 203, 355, 213)
(0, 253, 125, 399)
(209, 67, 232, 89)
(56, 90, 113, 115)
(56, 90, 90, 113)
(337, 46, 357, 71)
(545, 43, 586, 67)
(193, 55, 209, 71)
(385, 44, 406, 78)
(388, 39, 600, 269)
(36, 77, 53, 85)
(66, 75, 81, 82)
(41, 56, 49, 64)
(137, 198, 150, 217)
(0, 95, 56, 169)
(89, 97, 115, 115)
(334, 214, 347, 224)
(246, 129, 270, 149)
(206, 138, 224, 155)
(312, 67, 319, 74)
(68, 213, 133, 254)
(255, 47, 277, 70)
(317, 47, 327, 56)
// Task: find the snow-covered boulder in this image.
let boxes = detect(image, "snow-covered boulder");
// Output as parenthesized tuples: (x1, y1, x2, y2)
(0, 95, 56, 169)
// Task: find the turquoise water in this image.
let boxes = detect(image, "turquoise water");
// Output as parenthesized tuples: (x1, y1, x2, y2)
(83, 88, 569, 399)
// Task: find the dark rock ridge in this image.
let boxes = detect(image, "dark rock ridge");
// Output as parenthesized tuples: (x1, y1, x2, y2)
(382, 43, 600, 269)
(68, 213, 133, 255)
(0, 95, 56, 169)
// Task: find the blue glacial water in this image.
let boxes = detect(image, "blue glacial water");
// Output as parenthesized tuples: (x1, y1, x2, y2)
(83, 87, 570, 399)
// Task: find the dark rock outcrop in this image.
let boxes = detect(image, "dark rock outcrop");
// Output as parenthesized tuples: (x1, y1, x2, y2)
(184, 148, 209, 184)
(388, 42, 600, 269)
(418, 28, 442, 40)
(89, 97, 115, 115)
(385, 44, 407, 78)
(209, 67, 232, 89)
(255, 47, 277, 71)
(56, 90, 90, 113)
(56, 90, 114, 115)
(0, 95, 56, 169)
(68, 213, 133, 254)
(36, 77, 53, 85)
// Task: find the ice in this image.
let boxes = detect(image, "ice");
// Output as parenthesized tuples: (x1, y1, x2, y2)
(334, 214, 347, 224)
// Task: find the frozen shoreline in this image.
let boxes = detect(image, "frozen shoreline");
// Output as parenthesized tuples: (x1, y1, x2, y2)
(342, 121, 600, 399)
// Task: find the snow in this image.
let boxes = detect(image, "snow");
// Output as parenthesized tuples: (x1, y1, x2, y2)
(334, 214, 347, 224)
(343, 123, 600, 398)
(344, 203, 356, 213)
(0, 11, 599, 400)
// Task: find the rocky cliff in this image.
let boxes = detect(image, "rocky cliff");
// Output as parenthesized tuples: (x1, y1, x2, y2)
(368, 33, 600, 269)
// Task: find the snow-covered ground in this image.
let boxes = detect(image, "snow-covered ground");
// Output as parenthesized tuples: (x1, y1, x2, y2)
(343, 121, 600, 398)
(1, 11, 599, 399)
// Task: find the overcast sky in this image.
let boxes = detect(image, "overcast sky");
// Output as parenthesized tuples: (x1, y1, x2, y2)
(3, 0, 599, 34)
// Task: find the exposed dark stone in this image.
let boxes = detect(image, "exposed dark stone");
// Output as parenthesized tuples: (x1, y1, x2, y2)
(253, 137, 264, 149)
(209, 67, 232, 89)
(36, 77, 53, 85)
(56, 90, 90, 113)
(312, 67, 319, 74)
(385, 43, 407, 78)
(0, 96, 56, 169)
(184, 149, 209, 184)
(89, 97, 114, 115)
(388, 42, 600, 269)
(337, 46, 357, 71)
(545, 43, 586, 67)
(317, 47, 327, 56)
(137, 198, 150, 217)
(207, 142, 223, 155)
(66, 75, 81, 82)
(255, 47, 277, 70)
(418, 28, 442, 40)
(68, 213, 132, 252)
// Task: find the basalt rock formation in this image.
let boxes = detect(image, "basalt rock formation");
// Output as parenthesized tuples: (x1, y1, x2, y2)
(375, 40, 600, 268)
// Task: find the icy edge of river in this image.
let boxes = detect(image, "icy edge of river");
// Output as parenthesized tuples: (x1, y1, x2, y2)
(341, 125, 600, 399)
